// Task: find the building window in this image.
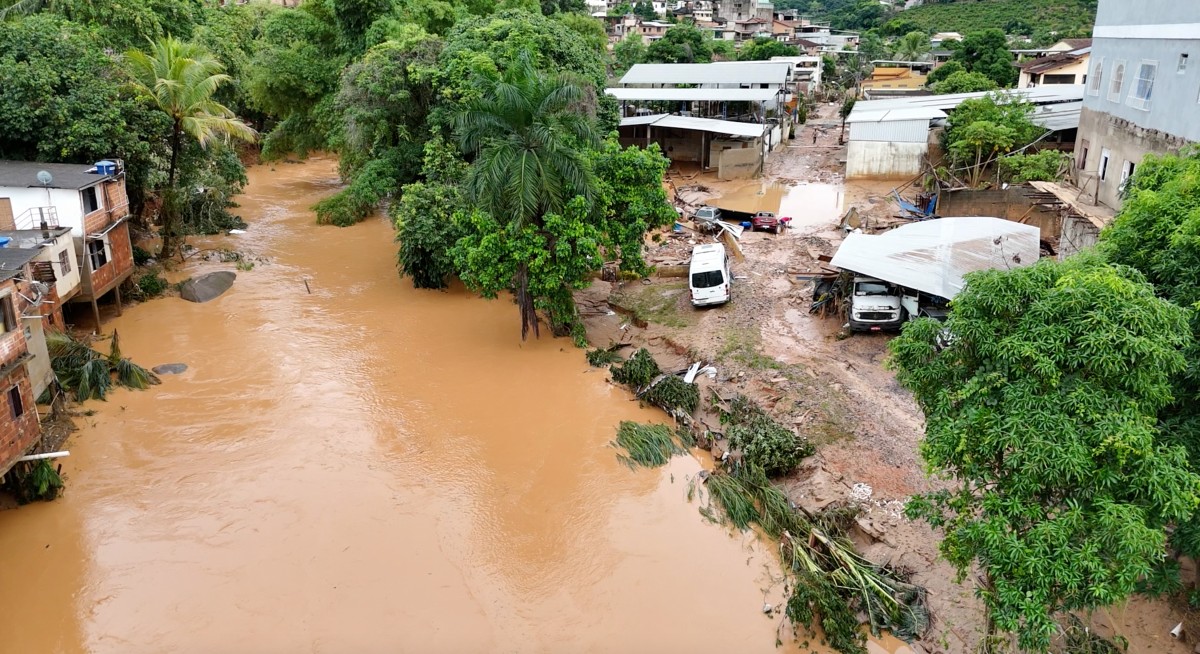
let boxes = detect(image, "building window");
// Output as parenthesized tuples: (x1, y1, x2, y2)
(1122, 160, 1136, 182)
(1088, 60, 1103, 95)
(81, 186, 100, 214)
(1109, 61, 1125, 102)
(1078, 139, 1090, 171)
(8, 386, 22, 419)
(87, 238, 109, 271)
(58, 248, 71, 275)
(1128, 60, 1157, 110)
(1099, 148, 1111, 182)
(0, 296, 15, 334)
(1180, 53, 1190, 74)
(1044, 74, 1076, 85)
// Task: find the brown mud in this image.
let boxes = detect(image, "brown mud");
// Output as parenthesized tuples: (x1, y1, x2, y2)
(594, 102, 1194, 654)
(0, 157, 875, 654)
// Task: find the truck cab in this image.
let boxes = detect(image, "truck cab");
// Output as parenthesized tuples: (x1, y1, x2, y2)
(848, 276, 903, 331)
(689, 243, 731, 307)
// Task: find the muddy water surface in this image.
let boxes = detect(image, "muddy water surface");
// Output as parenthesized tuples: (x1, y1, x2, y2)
(0, 158, 851, 653)
(712, 181, 844, 229)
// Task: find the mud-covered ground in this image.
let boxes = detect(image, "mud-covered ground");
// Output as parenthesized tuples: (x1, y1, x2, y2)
(581, 101, 1193, 654)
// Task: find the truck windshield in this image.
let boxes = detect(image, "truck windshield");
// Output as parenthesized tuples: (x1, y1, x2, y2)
(856, 282, 892, 296)
(691, 270, 724, 288)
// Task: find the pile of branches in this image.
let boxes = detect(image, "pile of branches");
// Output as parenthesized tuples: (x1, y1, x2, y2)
(47, 330, 159, 401)
(699, 465, 930, 654)
(2, 459, 64, 504)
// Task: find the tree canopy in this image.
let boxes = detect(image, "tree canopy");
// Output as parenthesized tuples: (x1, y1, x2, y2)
(951, 28, 1017, 88)
(645, 23, 712, 63)
(892, 253, 1200, 652)
(738, 37, 798, 61)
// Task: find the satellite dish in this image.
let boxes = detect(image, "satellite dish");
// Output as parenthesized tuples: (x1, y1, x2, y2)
(36, 170, 53, 186)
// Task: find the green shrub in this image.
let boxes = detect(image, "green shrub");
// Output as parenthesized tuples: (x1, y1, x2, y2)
(137, 271, 168, 297)
(722, 395, 813, 476)
(587, 347, 624, 367)
(613, 421, 681, 467)
(132, 245, 153, 266)
(644, 375, 699, 414)
(611, 348, 660, 387)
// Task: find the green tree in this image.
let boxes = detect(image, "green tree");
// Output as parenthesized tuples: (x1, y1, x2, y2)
(952, 28, 1017, 88)
(890, 30, 930, 62)
(453, 56, 598, 339)
(125, 36, 256, 258)
(633, 1, 657, 20)
(588, 137, 676, 276)
(930, 70, 997, 94)
(394, 137, 467, 288)
(892, 254, 1200, 652)
(998, 149, 1069, 183)
(925, 60, 964, 86)
(646, 22, 712, 63)
(948, 120, 1015, 187)
(608, 1, 632, 16)
(613, 33, 647, 72)
(710, 38, 736, 60)
(332, 0, 393, 54)
(556, 11, 607, 55)
(0, 0, 204, 50)
(738, 37, 798, 61)
(879, 18, 922, 38)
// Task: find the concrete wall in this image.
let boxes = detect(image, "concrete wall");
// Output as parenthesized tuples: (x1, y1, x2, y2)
(1059, 214, 1102, 259)
(36, 231, 81, 303)
(936, 188, 1060, 239)
(846, 141, 927, 179)
(1075, 106, 1192, 209)
(718, 147, 761, 179)
(0, 178, 129, 237)
(1020, 56, 1090, 89)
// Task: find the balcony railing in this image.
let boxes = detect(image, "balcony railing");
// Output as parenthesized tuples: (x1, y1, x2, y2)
(13, 206, 59, 231)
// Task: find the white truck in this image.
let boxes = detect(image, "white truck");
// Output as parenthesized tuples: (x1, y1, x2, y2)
(832, 217, 1042, 332)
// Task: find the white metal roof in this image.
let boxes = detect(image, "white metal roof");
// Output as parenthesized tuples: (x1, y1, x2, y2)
(605, 87, 781, 102)
(830, 217, 1040, 299)
(849, 85, 1084, 115)
(1029, 100, 1081, 131)
(619, 62, 790, 86)
(619, 114, 765, 138)
(845, 107, 948, 124)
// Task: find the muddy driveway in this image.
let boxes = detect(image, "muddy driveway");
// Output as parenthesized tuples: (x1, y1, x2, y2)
(0, 158, 824, 653)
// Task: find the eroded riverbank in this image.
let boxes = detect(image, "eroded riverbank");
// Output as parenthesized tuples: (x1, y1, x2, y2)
(0, 157, 823, 653)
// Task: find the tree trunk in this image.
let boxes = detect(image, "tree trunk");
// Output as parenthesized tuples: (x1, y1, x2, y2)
(515, 262, 539, 340)
(159, 121, 183, 259)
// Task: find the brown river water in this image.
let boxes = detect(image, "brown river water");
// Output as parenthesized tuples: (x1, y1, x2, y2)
(0, 158, 909, 654)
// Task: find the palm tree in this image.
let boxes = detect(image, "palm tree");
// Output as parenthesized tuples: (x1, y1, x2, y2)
(454, 56, 598, 339)
(125, 36, 256, 258)
(891, 31, 931, 63)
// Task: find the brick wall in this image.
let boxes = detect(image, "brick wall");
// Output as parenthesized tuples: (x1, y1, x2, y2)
(88, 222, 134, 296)
(103, 178, 130, 218)
(0, 367, 42, 477)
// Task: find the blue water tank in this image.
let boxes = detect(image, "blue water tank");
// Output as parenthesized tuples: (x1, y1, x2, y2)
(0, 237, 12, 248)
(94, 160, 117, 176)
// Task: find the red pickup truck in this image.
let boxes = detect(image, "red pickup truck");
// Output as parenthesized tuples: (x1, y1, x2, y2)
(751, 212, 789, 234)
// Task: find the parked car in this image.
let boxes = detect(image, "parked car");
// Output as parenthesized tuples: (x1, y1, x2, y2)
(752, 211, 784, 234)
(689, 243, 731, 307)
(693, 206, 722, 223)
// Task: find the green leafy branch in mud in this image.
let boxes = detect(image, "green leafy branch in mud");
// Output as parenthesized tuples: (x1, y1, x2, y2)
(611, 348, 660, 388)
(48, 331, 160, 401)
(3, 459, 65, 504)
(698, 466, 930, 654)
(612, 421, 682, 469)
(642, 376, 699, 415)
(719, 393, 814, 476)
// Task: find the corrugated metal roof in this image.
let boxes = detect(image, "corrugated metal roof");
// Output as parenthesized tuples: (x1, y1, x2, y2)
(0, 160, 114, 190)
(830, 217, 1040, 299)
(1029, 101, 1081, 131)
(849, 119, 936, 143)
(846, 107, 947, 124)
(849, 85, 1084, 115)
(605, 87, 782, 102)
(619, 62, 790, 85)
(619, 114, 765, 138)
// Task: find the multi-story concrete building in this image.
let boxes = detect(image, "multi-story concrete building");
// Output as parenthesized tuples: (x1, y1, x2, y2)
(1074, 3, 1200, 210)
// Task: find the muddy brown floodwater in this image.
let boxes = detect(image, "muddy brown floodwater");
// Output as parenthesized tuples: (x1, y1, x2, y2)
(0, 158, 912, 654)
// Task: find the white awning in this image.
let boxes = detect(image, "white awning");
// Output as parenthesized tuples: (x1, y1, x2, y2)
(620, 62, 790, 86)
(830, 217, 1040, 299)
(619, 114, 766, 138)
(606, 87, 781, 102)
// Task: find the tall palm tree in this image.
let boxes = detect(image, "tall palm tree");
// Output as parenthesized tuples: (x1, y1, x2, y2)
(125, 36, 257, 258)
(454, 56, 598, 339)
(891, 31, 931, 63)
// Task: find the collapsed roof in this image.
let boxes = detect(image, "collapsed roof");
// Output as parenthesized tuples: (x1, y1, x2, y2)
(830, 217, 1041, 299)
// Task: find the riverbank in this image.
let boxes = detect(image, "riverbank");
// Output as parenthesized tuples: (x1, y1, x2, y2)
(581, 101, 1194, 654)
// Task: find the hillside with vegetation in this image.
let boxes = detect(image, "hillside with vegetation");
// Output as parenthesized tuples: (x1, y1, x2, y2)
(897, 0, 1096, 40)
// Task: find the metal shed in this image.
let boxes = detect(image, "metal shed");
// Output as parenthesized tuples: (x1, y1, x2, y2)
(619, 62, 791, 87)
(845, 107, 946, 179)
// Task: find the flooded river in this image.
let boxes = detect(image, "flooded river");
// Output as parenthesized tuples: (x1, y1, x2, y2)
(0, 158, 844, 653)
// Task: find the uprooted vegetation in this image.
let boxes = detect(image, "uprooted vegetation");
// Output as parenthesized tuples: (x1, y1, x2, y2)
(47, 331, 159, 401)
(597, 345, 931, 654)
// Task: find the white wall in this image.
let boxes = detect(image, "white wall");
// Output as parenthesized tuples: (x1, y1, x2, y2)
(0, 186, 90, 236)
(33, 232, 81, 301)
(847, 141, 928, 179)
(22, 319, 52, 400)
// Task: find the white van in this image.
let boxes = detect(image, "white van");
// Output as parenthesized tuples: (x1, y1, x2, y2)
(689, 243, 731, 306)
